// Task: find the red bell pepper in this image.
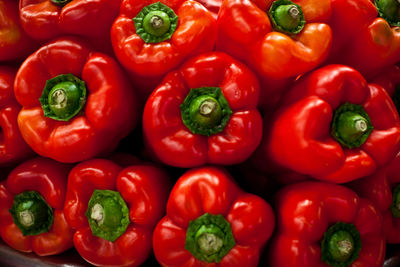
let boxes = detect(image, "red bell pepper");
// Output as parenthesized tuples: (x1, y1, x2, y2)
(111, 0, 217, 98)
(19, 0, 120, 52)
(348, 152, 400, 244)
(216, 0, 333, 105)
(0, 157, 74, 256)
(14, 37, 138, 163)
(330, 0, 400, 78)
(153, 166, 275, 267)
(371, 64, 400, 114)
(64, 159, 171, 267)
(0, 67, 33, 165)
(0, 0, 37, 62)
(256, 64, 400, 183)
(269, 181, 385, 267)
(143, 52, 262, 168)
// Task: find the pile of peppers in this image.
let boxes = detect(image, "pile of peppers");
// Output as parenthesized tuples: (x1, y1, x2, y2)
(1, 0, 400, 266)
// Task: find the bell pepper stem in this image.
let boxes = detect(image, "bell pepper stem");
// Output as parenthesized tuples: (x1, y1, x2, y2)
(180, 87, 232, 136)
(375, 0, 400, 26)
(133, 2, 178, 43)
(269, 0, 306, 34)
(85, 190, 130, 242)
(39, 74, 87, 122)
(51, 0, 71, 6)
(331, 102, 373, 149)
(185, 213, 235, 263)
(9, 191, 54, 236)
(321, 222, 362, 267)
(390, 184, 400, 218)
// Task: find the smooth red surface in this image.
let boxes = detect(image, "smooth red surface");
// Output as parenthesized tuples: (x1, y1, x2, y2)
(143, 52, 262, 168)
(257, 65, 400, 183)
(0, 0, 37, 61)
(0, 157, 74, 256)
(153, 166, 275, 267)
(14, 37, 138, 163)
(269, 181, 386, 267)
(64, 159, 171, 267)
(0, 67, 32, 165)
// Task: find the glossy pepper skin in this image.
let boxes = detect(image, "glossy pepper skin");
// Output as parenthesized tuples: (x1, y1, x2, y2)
(153, 166, 275, 267)
(257, 65, 400, 183)
(19, 0, 120, 52)
(0, 67, 32, 165)
(371, 64, 400, 113)
(0, 157, 74, 256)
(216, 0, 332, 102)
(0, 0, 37, 62)
(143, 52, 262, 168)
(269, 181, 385, 267)
(111, 0, 217, 98)
(14, 37, 138, 163)
(64, 159, 171, 267)
(348, 153, 400, 244)
(331, 0, 400, 78)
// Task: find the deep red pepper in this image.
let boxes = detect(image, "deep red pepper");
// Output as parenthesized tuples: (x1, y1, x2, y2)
(64, 159, 171, 266)
(269, 181, 385, 267)
(328, 0, 400, 78)
(143, 52, 262, 168)
(111, 0, 217, 98)
(0, 157, 74, 256)
(348, 152, 400, 244)
(0, 0, 38, 62)
(14, 37, 138, 163)
(0, 66, 33, 165)
(19, 0, 120, 52)
(255, 64, 400, 183)
(153, 166, 275, 266)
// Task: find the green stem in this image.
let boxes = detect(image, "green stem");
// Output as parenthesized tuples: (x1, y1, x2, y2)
(180, 87, 232, 136)
(39, 74, 86, 121)
(185, 213, 235, 263)
(133, 2, 178, 43)
(9, 191, 54, 236)
(331, 102, 374, 149)
(321, 222, 362, 267)
(375, 0, 400, 26)
(85, 190, 130, 242)
(269, 0, 306, 35)
(390, 184, 400, 218)
(51, 0, 71, 6)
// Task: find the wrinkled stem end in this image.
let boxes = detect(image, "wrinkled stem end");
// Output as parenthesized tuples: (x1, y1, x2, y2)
(321, 222, 361, 267)
(9, 191, 54, 236)
(269, 0, 306, 35)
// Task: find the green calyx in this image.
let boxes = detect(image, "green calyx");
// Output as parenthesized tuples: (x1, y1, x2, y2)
(375, 0, 400, 26)
(269, 0, 306, 35)
(390, 184, 400, 218)
(51, 0, 71, 6)
(133, 2, 178, 43)
(9, 191, 54, 236)
(331, 102, 373, 149)
(39, 74, 86, 121)
(180, 87, 232, 136)
(185, 213, 236, 263)
(321, 222, 362, 267)
(85, 190, 130, 242)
